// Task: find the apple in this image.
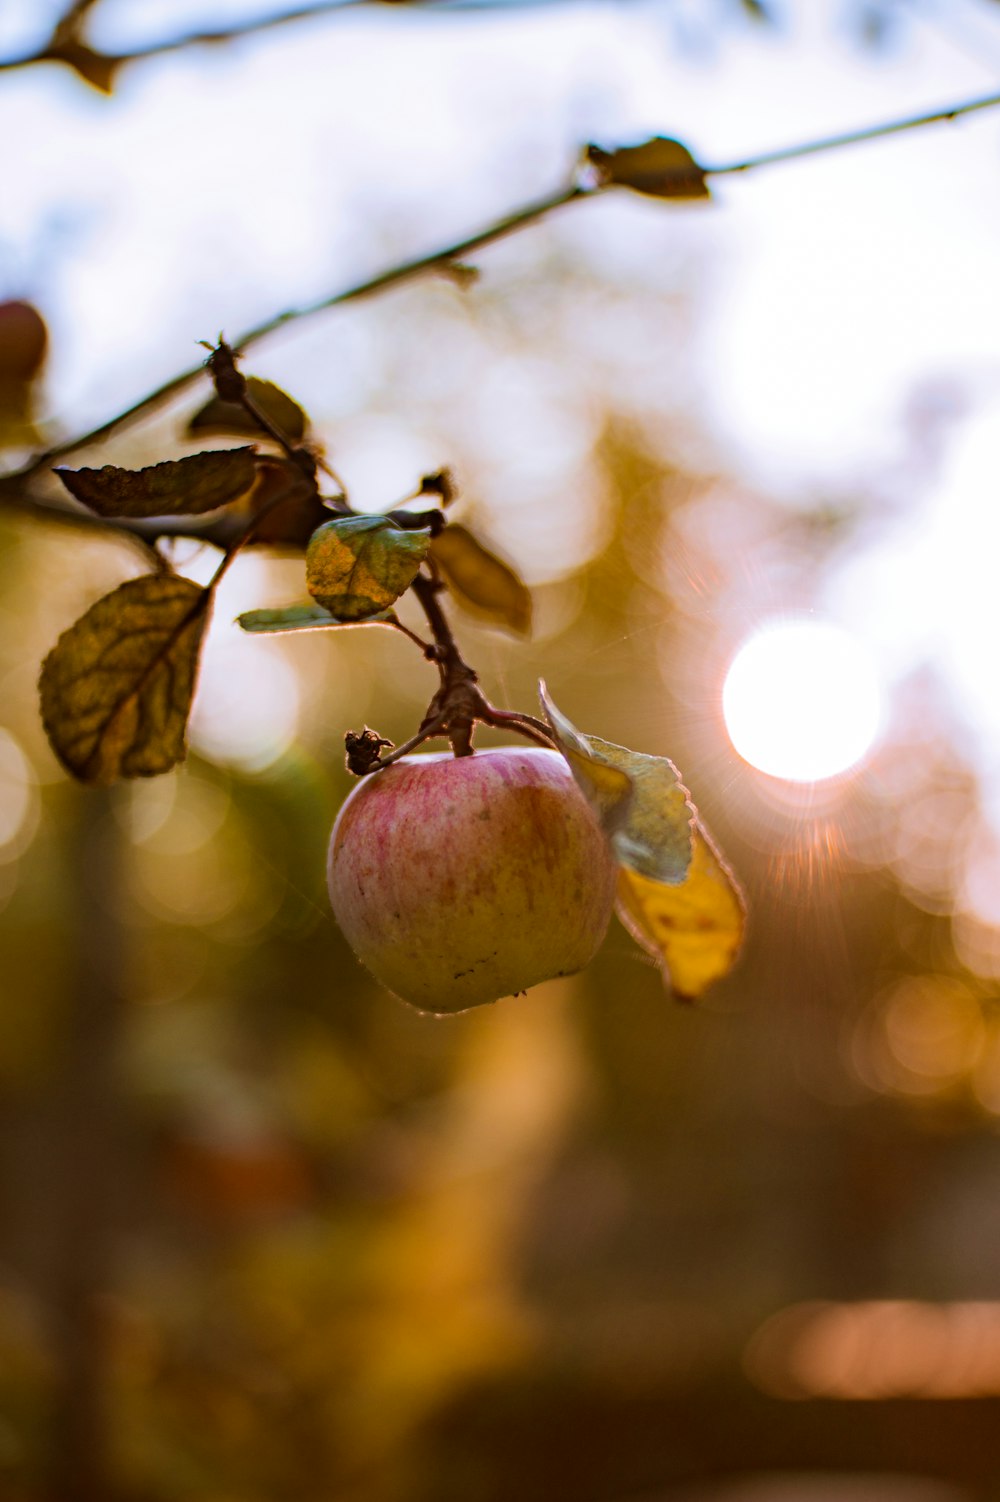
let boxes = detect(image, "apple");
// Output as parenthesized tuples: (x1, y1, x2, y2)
(327, 746, 618, 1013)
(0, 300, 48, 382)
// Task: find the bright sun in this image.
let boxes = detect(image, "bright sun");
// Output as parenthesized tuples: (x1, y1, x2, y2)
(722, 620, 882, 782)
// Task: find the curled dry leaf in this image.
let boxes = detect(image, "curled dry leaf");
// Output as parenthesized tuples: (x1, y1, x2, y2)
(188, 377, 308, 443)
(539, 683, 745, 998)
(616, 824, 747, 1002)
(39, 575, 211, 784)
(431, 523, 532, 636)
(226, 457, 332, 549)
(56, 448, 257, 519)
(585, 137, 710, 201)
(238, 604, 397, 634)
(306, 516, 431, 621)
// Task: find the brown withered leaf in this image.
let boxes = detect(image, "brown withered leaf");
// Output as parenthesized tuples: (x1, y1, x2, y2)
(541, 684, 744, 999)
(56, 448, 257, 519)
(616, 823, 747, 1001)
(39, 576, 212, 784)
(226, 458, 331, 549)
(431, 523, 532, 635)
(586, 137, 710, 200)
(187, 377, 309, 443)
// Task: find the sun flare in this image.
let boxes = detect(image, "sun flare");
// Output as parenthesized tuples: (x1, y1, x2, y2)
(722, 620, 882, 783)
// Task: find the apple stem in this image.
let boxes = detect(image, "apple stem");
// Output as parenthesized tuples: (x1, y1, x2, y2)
(371, 714, 448, 770)
(404, 570, 558, 761)
(350, 567, 559, 774)
(480, 707, 555, 747)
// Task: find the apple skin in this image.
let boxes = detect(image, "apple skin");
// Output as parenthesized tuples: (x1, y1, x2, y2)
(327, 746, 617, 1013)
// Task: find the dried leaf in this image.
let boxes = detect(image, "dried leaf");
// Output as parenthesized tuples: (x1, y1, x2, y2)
(226, 457, 331, 549)
(56, 449, 257, 519)
(419, 469, 457, 507)
(39, 576, 211, 784)
(431, 523, 532, 635)
(238, 604, 397, 634)
(306, 516, 430, 621)
(540, 685, 744, 997)
(586, 137, 710, 201)
(188, 377, 308, 443)
(616, 823, 747, 1000)
(540, 684, 693, 882)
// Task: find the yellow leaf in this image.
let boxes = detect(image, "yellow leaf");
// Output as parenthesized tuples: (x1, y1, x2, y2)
(616, 822, 747, 1000)
(431, 524, 532, 635)
(39, 576, 211, 784)
(586, 137, 710, 201)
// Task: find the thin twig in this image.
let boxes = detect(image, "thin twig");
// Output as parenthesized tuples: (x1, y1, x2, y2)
(372, 715, 448, 770)
(7, 87, 1000, 495)
(707, 88, 1000, 174)
(7, 184, 587, 489)
(482, 707, 556, 748)
(389, 618, 437, 656)
(0, 0, 373, 77)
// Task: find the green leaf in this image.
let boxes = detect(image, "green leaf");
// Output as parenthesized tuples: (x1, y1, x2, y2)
(586, 137, 710, 200)
(430, 524, 532, 635)
(39, 575, 211, 784)
(616, 823, 747, 1001)
(306, 516, 431, 621)
(539, 684, 745, 999)
(538, 685, 634, 835)
(237, 603, 397, 634)
(540, 684, 692, 883)
(56, 448, 257, 519)
(187, 377, 309, 443)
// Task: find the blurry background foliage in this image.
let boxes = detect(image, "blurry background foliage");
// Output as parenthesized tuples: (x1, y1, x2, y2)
(5, 1, 1000, 1499)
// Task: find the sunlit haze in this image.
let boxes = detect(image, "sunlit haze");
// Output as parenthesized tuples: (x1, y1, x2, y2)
(723, 620, 883, 782)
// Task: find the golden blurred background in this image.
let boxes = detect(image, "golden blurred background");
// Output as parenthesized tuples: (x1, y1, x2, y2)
(4, 1, 1000, 1498)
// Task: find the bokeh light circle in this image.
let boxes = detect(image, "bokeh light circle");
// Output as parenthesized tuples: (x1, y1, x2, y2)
(723, 620, 882, 782)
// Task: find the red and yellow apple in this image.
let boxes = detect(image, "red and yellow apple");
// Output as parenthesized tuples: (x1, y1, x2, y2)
(327, 746, 617, 1013)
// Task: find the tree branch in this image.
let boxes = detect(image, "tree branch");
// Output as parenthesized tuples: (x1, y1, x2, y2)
(4, 182, 587, 489)
(5, 87, 1000, 502)
(709, 88, 1000, 174)
(0, 1, 377, 79)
